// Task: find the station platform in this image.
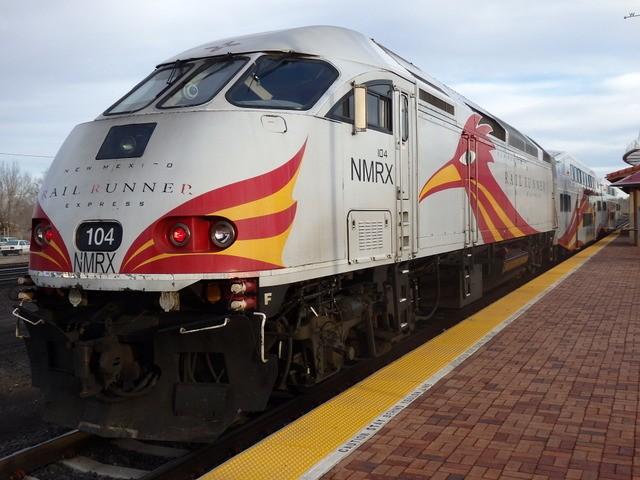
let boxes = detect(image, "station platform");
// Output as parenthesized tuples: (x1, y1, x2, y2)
(201, 233, 639, 479)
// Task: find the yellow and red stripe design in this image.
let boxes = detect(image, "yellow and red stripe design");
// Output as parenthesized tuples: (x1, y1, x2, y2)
(419, 114, 539, 243)
(468, 177, 537, 242)
(120, 141, 306, 274)
(556, 193, 590, 250)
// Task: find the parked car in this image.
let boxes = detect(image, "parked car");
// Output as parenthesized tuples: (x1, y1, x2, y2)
(1, 239, 30, 255)
(0, 236, 17, 245)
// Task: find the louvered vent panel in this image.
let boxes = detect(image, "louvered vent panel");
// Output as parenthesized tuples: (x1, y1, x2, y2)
(358, 220, 384, 251)
(347, 210, 392, 264)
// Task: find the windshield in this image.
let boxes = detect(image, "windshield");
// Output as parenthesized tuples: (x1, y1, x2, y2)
(104, 54, 338, 114)
(226, 55, 338, 110)
(159, 57, 248, 108)
(105, 62, 193, 115)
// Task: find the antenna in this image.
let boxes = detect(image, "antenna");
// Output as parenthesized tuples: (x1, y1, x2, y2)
(625, 12, 640, 19)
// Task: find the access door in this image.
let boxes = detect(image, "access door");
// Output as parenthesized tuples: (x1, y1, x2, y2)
(393, 85, 416, 260)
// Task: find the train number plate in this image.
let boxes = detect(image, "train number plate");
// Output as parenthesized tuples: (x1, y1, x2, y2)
(76, 221, 123, 252)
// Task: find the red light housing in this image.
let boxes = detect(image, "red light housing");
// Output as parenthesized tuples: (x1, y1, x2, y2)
(33, 221, 54, 246)
(169, 223, 190, 247)
(159, 216, 236, 252)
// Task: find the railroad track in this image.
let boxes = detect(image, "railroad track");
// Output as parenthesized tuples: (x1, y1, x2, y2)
(0, 261, 549, 479)
(0, 306, 471, 479)
(0, 430, 96, 479)
(0, 429, 198, 480)
(0, 263, 28, 285)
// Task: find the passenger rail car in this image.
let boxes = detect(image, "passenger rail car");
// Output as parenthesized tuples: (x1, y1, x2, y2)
(16, 26, 620, 441)
(553, 151, 627, 250)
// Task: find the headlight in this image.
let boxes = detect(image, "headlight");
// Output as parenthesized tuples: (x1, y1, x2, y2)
(210, 220, 236, 249)
(119, 136, 137, 154)
(96, 123, 156, 160)
(34, 224, 44, 246)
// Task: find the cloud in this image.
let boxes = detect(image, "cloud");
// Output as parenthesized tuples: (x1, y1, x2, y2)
(1, 0, 639, 178)
(451, 68, 640, 177)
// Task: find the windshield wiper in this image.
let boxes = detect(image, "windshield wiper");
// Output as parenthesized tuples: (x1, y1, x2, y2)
(250, 53, 293, 83)
(166, 60, 190, 86)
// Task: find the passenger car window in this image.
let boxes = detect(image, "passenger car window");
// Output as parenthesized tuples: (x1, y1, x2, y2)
(226, 55, 338, 110)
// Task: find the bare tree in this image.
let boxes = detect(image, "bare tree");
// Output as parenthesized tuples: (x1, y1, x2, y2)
(0, 161, 39, 238)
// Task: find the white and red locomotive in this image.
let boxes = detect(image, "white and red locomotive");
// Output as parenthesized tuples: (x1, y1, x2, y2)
(18, 26, 624, 441)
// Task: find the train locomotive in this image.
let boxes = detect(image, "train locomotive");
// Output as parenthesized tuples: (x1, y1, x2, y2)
(15, 26, 624, 441)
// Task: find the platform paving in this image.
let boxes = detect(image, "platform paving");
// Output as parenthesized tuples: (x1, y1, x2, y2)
(321, 234, 640, 479)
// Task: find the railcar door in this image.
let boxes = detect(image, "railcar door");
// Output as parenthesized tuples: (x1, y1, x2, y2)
(341, 80, 397, 266)
(394, 85, 417, 260)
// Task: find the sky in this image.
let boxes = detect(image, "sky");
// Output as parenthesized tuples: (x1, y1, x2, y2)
(1, 0, 639, 180)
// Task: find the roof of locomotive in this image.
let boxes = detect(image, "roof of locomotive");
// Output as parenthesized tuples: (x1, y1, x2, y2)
(160, 26, 460, 114)
(160, 26, 548, 162)
(161, 25, 407, 72)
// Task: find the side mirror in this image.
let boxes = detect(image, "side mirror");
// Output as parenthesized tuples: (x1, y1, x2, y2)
(353, 84, 367, 134)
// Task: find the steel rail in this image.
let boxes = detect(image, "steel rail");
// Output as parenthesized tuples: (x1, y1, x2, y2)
(0, 430, 97, 479)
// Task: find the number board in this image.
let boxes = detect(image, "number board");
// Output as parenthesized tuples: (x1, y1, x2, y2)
(76, 222, 123, 252)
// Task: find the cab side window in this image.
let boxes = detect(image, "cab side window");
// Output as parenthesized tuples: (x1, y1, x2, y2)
(366, 84, 392, 132)
(327, 81, 393, 134)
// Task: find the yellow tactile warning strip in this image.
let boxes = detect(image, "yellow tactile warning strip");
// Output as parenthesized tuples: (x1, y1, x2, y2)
(200, 234, 618, 480)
